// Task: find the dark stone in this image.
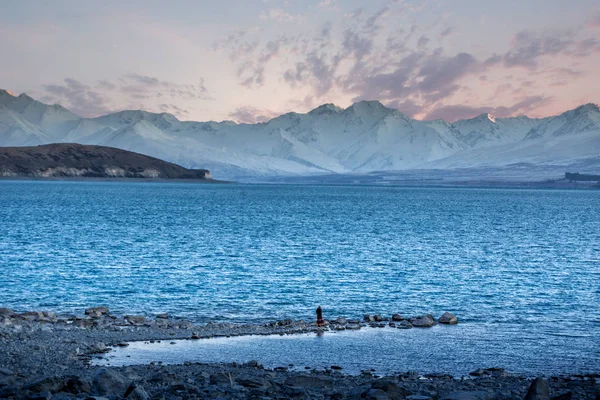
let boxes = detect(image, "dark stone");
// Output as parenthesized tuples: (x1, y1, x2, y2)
(0, 308, 13, 317)
(525, 377, 550, 400)
(124, 315, 145, 324)
(63, 376, 91, 394)
(210, 373, 233, 386)
(85, 307, 109, 317)
(124, 384, 150, 400)
(24, 376, 65, 393)
(236, 374, 269, 388)
(391, 314, 404, 321)
(281, 385, 308, 399)
(285, 375, 333, 388)
(374, 315, 383, 322)
(91, 368, 130, 397)
(438, 312, 458, 324)
(409, 315, 436, 328)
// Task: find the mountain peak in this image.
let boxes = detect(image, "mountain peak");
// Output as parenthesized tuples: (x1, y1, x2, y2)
(308, 103, 343, 115)
(349, 100, 388, 110)
(0, 89, 16, 97)
(574, 103, 599, 112)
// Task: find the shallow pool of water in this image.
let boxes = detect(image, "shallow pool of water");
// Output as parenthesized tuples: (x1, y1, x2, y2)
(94, 323, 599, 376)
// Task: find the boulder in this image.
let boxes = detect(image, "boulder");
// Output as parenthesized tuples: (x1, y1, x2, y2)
(91, 368, 131, 397)
(438, 312, 458, 325)
(364, 315, 376, 322)
(396, 321, 413, 329)
(85, 306, 109, 317)
(525, 377, 550, 400)
(236, 374, 270, 388)
(409, 315, 436, 328)
(0, 308, 13, 317)
(285, 375, 333, 388)
(281, 385, 308, 398)
(391, 314, 404, 321)
(371, 379, 411, 399)
(155, 313, 169, 319)
(63, 376, 91, 394)
(88, 343, 109, 353)
(347, 323, 361, 330)
(20, 311, 43, 320)
(374, 315, 383, 322)
(334, 317, 347, 325)
(124, 315, 146, 324)
(24, 376, 66, 393)
(210, 372, 234, 385)
(124, 384, 150, 400)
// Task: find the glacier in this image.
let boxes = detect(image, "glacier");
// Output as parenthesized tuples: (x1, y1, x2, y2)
(0, 89, 598, 181)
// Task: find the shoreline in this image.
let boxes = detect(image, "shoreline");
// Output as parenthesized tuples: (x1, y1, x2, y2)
(1, 308, 598, 399)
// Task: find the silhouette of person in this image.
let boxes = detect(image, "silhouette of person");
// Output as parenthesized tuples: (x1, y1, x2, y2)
(316, 305, 324, 327)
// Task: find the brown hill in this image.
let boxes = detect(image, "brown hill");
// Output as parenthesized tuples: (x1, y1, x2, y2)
(0, 143, 211, 180)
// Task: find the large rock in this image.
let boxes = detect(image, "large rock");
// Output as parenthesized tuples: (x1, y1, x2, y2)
(409, 315, 436, 328)
(371, 379, 411, 399)
(63, 376, 91, 394)
(525, 377, 550, 400)
(0, 308, 13, 317)
(396, 320, 413, 329)
(91, 368, 131, 397)
(85, 306, 109, 318)
(438, 312, 458, 324)
(391, 314, 404, 321)
(236, 374, 270, 389)
(24, 376, 66, 393)
(124, 315, 146, 324)
(124, 384, 150, 400)
(285, 375, 333, 388)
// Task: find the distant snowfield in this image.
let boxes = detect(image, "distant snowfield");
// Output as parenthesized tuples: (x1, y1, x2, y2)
(0, 89, 599, 181)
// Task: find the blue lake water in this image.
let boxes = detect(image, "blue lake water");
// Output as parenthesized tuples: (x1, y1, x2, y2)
(1, 181, 599, 374)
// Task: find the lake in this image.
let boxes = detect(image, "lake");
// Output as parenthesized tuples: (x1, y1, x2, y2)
(1, 181, 599, 375)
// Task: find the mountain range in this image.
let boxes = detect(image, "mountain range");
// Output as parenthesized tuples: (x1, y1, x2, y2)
(0, 88, 598, 181)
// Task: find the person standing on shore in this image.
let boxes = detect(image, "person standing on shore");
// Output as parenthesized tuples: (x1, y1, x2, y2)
(316, 305, 324, 327)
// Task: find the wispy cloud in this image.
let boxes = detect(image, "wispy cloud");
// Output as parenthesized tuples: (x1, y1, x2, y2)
(41, 74, 212, 118)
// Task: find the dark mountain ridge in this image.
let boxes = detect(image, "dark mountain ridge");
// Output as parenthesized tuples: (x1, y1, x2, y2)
(0, 143, 211, 180)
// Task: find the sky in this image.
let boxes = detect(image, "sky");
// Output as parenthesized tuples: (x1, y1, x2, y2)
(1, 0, 599, 123)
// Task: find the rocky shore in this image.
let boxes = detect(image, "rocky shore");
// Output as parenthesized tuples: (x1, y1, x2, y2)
(0, 307, 597, 400)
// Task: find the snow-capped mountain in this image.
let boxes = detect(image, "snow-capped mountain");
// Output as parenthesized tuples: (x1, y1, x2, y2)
(0, 88, 598, 180)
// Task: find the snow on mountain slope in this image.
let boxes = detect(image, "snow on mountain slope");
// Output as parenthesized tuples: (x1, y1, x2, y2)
(0, 105, 55, 146)
(453, 113, 541, 147)
(524, 103, 600, 140)
(0, 88, 598, 180)
(0, 89, 80, 138)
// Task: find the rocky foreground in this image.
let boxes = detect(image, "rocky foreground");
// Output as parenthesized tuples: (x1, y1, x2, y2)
(0, 307, 597, 400)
